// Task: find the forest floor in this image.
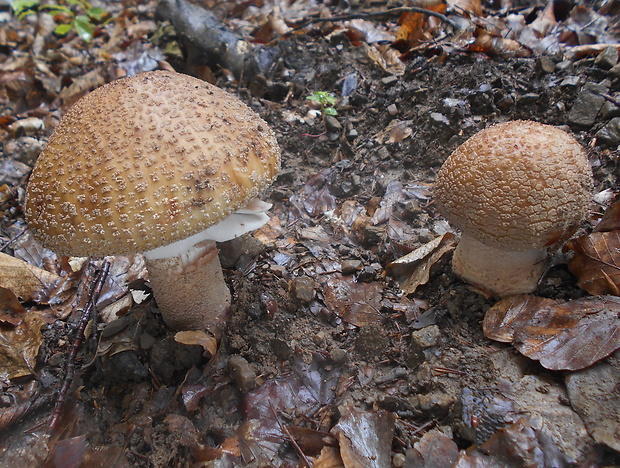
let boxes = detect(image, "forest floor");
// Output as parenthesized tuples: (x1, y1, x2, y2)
(0, 0, 619, 466)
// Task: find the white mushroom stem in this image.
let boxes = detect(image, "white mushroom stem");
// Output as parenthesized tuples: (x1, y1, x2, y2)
(452, 234, 548, 297)
(143, 199, 272, 333)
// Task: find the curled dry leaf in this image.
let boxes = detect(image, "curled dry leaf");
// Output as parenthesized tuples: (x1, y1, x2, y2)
(484, 295, 620, 370)
(565, 230, 620, 296)
(174, 330, 218, 358)
(387, 233, 456, 295)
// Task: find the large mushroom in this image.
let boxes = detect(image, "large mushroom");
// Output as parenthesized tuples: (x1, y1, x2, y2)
(434, 120, 593, 297)
(25, 70, 281, 334)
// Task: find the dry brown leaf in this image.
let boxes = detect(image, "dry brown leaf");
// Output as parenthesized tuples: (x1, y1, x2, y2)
(0, 286, 26, 327)
(313, 446, 345, 468)
(565, 231, 620, 296)
(0, 252, 64, 303)
(594, 199, 620, 233)
(174, 330, 218, 358)
(484, 295, 620, 371)
(0, 310, 46, 380)
(387, 233, 456, 295)
(447, 0, 483, 17)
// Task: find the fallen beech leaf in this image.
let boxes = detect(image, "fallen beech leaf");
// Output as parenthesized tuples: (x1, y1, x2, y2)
(594, 199, 620, 233)
(387, 233, 456, 295)
(0, 310, 46, 380)
(0, 252, 64, 303)
(323, 276, 383, 326)
(483, 295, 577, 343)
(0, 286, 26, 326)
(332, 403, 395, 468)
(174, 330, 217, 358)
(565, 231, 620, 296)
(484, 295, 620, 370)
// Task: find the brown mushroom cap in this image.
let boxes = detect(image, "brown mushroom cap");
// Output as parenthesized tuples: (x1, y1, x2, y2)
(25, 71, 281, 257)
(434, 120, 592, 251)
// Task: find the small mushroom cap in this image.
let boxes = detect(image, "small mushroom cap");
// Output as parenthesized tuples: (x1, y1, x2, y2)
(434, 120, 592, 251)
(25, 71, 281, 256)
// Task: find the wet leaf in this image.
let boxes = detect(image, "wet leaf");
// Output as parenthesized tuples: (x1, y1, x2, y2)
(0, 286, 26, 326)
(0, 310, 46, 380)
(484, 295, 620, 370)
(0, 252, 64, 303)
(387, 233, 456, 295)
(323, 276, 383, 326)
(565, 231, 620, 296)
(332, 403, 395, 468)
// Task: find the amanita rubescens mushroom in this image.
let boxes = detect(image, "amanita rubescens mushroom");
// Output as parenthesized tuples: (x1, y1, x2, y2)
(434, 120, 593, 297)
(25, 70, 281, 334)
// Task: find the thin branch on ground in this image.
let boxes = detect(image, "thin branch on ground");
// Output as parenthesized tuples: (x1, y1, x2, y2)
(291, 6, 460, 32)
(48, 259, 110, 433)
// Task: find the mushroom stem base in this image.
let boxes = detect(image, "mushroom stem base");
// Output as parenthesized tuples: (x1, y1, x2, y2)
(145, 239, 231, 335)
(452, 235, 548, 297)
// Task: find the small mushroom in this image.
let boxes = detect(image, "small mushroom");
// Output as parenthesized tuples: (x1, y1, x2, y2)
(25, 70, 281, 334)
(434, 120, 593, 297)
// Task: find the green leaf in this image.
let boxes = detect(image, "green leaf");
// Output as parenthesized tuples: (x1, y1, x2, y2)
(74, 15, 94, 41)
(40, 4, 73, 14)
(324, 107, 338, 116)
(10, 0, 40, 17)
(54, 22, 73, 36)
(86, 6, 107, 22)
(307, 95, 321, 102)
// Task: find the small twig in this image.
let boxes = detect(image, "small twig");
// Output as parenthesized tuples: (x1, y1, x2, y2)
(601, 93, 620, 108)
(48, 259, 110, 433)
(268, 402, 313, 468)
(0, 226, 28, 252)
(292, 6, 460, 32)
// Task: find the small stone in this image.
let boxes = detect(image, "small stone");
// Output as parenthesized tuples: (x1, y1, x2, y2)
(429, 112, 451, 130)
(402, 200, 422, 220)
(228, 355, 256, 394)
(600, 93, 620, 119)
(594, 45, 619, 70)
(536, 56, 556, 74)
(381, 75, 399, 86)
(393, 453, 406, 468)
(362, 224, 385, 246)
(330, 348, 348, 363)
(568, 81, 610, 128)
(560, 75, 581, 87)
(324, 115, 342, 133)
(596, 117, 620, 146)
(387, 104, 398, 116)
(292, 275, 316, 303)
(411, 325, 441, 348)
(357, 263, 382, 282)
(341, 259, 363, 275)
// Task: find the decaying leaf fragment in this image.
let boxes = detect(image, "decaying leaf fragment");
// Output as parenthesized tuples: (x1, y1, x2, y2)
(484, 295, 620, 370)
(0, 252, 64, 303)
(387, 233, 456, 295)
(0, 310, 46, 380)
(323, 276, 383, 326)
(565, 230, 620, 296)
(0, 286, 27, 326)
